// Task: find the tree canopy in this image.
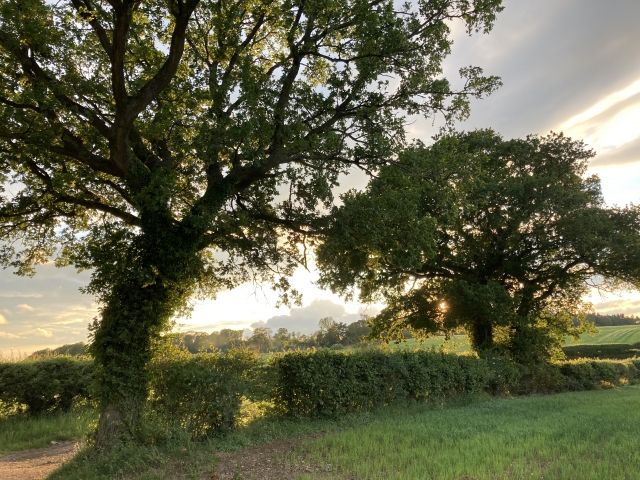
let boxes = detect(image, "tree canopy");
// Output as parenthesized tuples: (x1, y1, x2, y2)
(0, 0, 503, 442)
(316, 130, 640, 362)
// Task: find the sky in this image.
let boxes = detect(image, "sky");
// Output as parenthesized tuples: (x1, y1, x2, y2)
(2, 0, 640, 354)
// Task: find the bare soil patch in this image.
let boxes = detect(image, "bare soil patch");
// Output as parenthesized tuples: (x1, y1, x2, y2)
(211, 436, 342, 480)
(0, 441, 81, 480)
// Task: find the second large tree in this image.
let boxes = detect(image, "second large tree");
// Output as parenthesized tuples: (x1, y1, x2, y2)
(317, 130, 640, 362)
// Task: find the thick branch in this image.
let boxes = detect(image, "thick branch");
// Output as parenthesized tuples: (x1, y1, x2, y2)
(125, 0, 201, 123)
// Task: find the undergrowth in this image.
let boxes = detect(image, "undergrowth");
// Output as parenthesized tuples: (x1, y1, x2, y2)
(0, 404, 97, 455)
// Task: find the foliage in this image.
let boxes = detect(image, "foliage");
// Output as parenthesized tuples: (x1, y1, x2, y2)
(0, 0, 504, 441)
(560, 359, 639, 391)
(317, 130, 640, 361)
(180, 329, 244, 354)
(0, 356, 93, 415)
(563, 342, 640, 360)
(148, 345, 263, 439)
(268, 348, 510, 417)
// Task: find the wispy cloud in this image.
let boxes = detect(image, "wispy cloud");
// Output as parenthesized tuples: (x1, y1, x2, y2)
(593, 299, 640, 316)
(16, 304, 34, 313)
(0, 314, 7, 325)
(50, 305, 98, 325)
(32, 328, 53, 338)
(562, 79, 640, 130)
(0, 331, 20, 339)
(560, 78, 640, 163)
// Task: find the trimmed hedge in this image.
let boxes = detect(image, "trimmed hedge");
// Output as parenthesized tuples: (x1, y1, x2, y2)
(0, 357, 93, 415)
(562, 343, 640, 360)
(148, 347, 262, 439)
(560, 359, 639, 390)
(3, 348, 639, 433)
(268, 349, 519, 417)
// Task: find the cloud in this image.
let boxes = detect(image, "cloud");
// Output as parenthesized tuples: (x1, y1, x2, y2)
(32, 328, 53, 337)
(0, 332, 20, 339)
(562, 79, 640, 131)
(16, 304, 34, 313)
(0, 314, 6, 325)
(250, 299, 375, 335)
(590, 135, 640, 167)
(51, 305, 99, 325)
(561, 80, 640, 165)
(592, 299, 640, 317)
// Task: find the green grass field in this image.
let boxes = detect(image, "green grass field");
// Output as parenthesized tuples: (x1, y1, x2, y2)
(387, 335, 472, 353)
(572, 325, 640, 345)
(295, 386, 640, 480)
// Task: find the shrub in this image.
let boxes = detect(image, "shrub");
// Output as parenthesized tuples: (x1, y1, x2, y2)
(268, 349, 502, 417)
(562, 343, 640, 360)
(560, 359, 639, 390)
(0, 357, 93, 415)
(514, 362, 567, 394)
(148, 346, 262, 439)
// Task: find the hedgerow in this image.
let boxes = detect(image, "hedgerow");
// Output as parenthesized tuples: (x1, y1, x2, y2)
(147, 346, 263, 439)
(2, 348, 639, 434)
(562, 343, 640, 360)
(0, 356, 93, 415)
(560, 359, 639, 390)
(268, 349, 518, 417)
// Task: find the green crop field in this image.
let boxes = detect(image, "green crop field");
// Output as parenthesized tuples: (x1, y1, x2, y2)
(387, 335, 472, 353)
(294, 386, 640, 480)
(573, 325, 640, 345)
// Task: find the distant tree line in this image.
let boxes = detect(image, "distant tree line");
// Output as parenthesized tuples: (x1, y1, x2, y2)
(27, 319, 372, 358)
(181, 318, 372, 354)
(29, 343, 88, 358)
(585, 313, 639, 327)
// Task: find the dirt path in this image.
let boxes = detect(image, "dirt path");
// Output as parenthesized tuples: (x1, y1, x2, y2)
(0, 441, 80, 480)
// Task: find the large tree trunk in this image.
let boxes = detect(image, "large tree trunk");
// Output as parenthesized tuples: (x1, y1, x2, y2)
(90, 211, 201, 448)
(92, 280, 172, 447)
(467, 317, 494, 355)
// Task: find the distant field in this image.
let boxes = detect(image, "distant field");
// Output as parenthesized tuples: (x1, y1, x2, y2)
(387, 335, 472, 353)
(295, 386, 640, 480)
(572, 325, 640, 345)
(388, 325, 640, 353)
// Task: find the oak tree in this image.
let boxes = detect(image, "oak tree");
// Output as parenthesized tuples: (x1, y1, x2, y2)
(0, 0, 503, 442)
(316, 130, 640, 362)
